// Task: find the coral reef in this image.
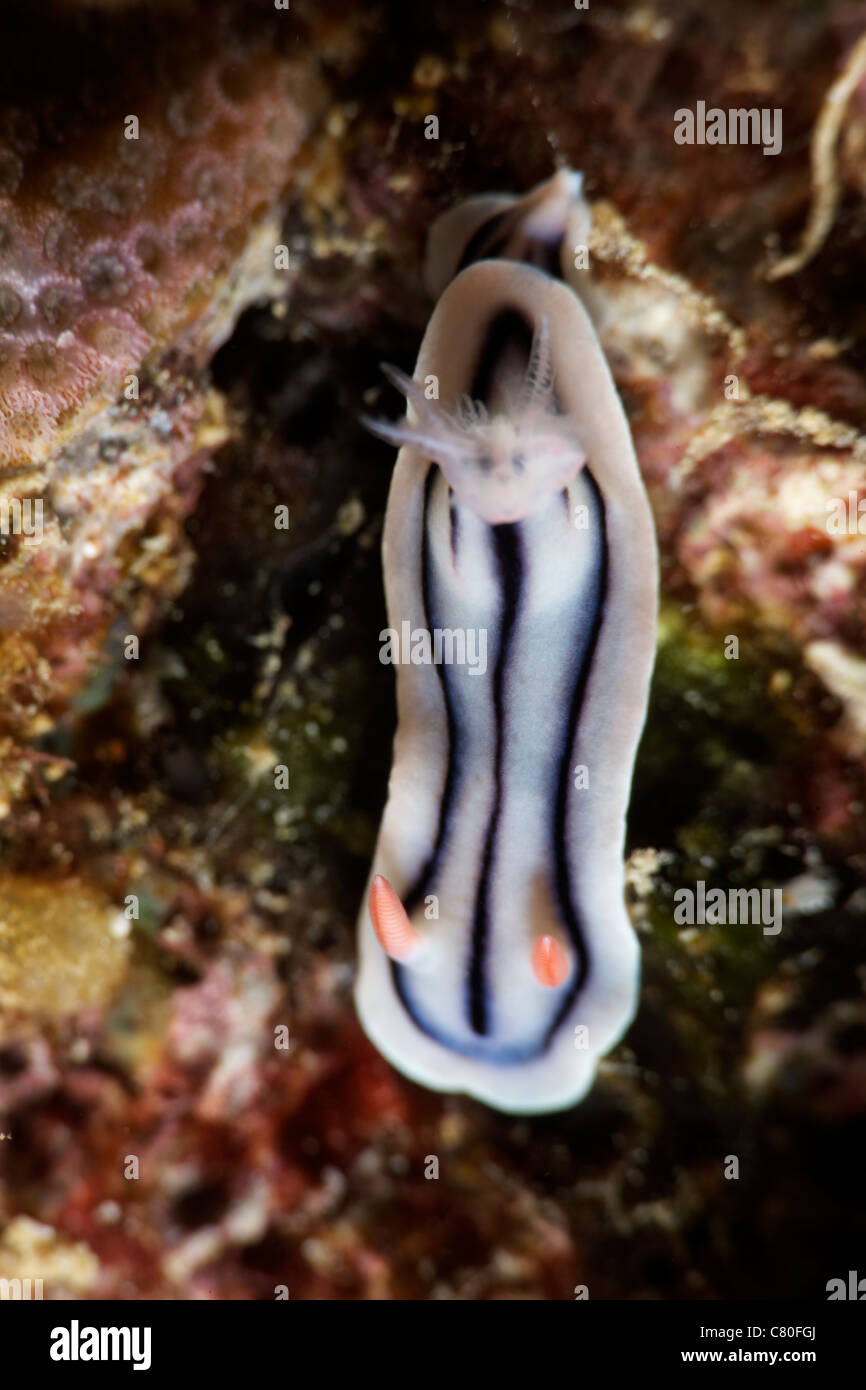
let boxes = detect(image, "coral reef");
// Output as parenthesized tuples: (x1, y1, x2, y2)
(1, 0, 866, 1302)
(0, 12, 307, 472)
(0, 0, 322, 810)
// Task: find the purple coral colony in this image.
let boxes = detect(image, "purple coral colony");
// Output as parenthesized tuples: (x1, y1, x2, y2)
(0, 0, 865, 1325)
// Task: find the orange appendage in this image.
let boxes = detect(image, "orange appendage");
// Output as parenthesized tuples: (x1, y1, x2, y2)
(531, 934, 569, 988)
(369, 874, 421, 962)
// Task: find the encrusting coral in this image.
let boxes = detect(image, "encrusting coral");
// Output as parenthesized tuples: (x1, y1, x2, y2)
(0, 2, 323, 810)
(0, 27, 306, 472)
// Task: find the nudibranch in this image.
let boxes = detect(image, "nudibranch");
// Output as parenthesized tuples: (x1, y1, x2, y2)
(424, 167, 591, 298)
(355, 172, 657, 1114)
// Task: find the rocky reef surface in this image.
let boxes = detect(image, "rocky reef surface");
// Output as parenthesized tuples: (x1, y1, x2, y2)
(1, 0, 866, 1299)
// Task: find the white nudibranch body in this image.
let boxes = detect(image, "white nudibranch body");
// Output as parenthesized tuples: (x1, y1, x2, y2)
(355, 171, 658, 1114)
(363, 317, 587, 525)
